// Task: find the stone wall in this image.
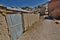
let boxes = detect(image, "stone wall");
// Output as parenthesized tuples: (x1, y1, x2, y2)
(0, 13, 10, 40)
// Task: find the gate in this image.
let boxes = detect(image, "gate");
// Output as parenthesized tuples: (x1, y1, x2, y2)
(6, 13, 23, 40)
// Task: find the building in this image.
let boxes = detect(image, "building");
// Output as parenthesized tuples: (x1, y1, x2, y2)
(48, 0, 60, 19)
(21, 6, 33, 11)
(35, 1, 50, 16)
(42, 1, 50, 15)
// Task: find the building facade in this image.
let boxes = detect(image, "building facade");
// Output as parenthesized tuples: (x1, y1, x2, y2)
(49, 0, 60, 19)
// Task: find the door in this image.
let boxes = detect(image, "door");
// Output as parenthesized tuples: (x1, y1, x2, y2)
(6, 13, 23, 40)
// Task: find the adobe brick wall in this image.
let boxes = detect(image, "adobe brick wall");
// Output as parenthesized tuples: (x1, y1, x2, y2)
(49, 0, 60, 19)
(23, 13, 40, 31)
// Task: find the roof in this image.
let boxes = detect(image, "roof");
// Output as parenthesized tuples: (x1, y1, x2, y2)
(7, 7, 32, 12)
(0, 5, 32, 13)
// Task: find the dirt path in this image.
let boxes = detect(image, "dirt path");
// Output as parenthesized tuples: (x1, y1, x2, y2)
(18, 19, 60, 40)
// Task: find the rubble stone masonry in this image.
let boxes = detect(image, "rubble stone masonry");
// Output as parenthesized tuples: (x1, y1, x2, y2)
(0, 13, 10, 40)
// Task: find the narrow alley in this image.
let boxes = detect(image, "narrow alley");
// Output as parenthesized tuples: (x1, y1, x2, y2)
(18, 19, 60, 40)
(0, 0, 60, 40)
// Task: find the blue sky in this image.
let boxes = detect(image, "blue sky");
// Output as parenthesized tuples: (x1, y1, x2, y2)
(0, 0, 50, 7)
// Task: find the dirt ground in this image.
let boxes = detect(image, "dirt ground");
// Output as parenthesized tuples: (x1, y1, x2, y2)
(18, 19, 60, 40)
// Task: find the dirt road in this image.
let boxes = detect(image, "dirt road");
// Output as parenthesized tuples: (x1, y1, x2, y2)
(18, 19, 60, 40)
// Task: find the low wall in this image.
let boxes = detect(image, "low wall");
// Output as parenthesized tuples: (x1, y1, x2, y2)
(23, 13, 40, 31)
